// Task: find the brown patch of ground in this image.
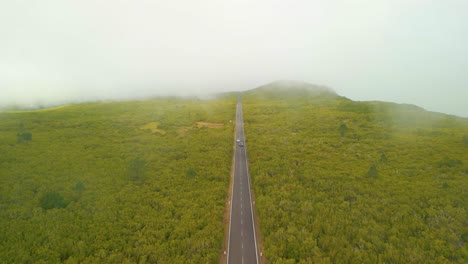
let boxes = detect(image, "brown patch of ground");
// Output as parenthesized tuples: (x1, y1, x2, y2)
(196, 121, 224, 128)
(140, 122, 166, 135)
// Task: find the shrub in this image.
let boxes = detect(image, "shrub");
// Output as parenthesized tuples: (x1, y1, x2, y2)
(17, 132, 32, 143)
(339, 124, 348, 137)
(186, 167, 197, 178)
(437, 158, 462, 168)
(128, 157, 147, 181)
(40, 191, 68, 210)
(73, 180, 85, 192)
(367, 164, 378, 178)
(380, 153, 387, 162)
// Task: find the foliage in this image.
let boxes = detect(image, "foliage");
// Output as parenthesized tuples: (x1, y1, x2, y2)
(367, 164, 378, 178)
(186, 167, 197, 178)
(16, 132, 32, 142)
(0, 96, 236, 263)
(339, 123, 348, 137)
(243, 88, 468, 263)
(437, 158, 463, 168)
(73, 180, 85, 192)
(40, 191, 68, 210)
(380, 153, 387, 162)
(128, 157, 147, 181)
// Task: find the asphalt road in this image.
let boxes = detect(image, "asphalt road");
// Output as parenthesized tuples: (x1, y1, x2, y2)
(227, 97, 260, 264)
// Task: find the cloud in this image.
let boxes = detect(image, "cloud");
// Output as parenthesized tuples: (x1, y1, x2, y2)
(0, 0, 467, 116)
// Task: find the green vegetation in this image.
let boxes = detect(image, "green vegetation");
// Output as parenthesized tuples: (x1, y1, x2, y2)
(0, 96, 235, 263)
(128, 157, 147, 181)
(243, 85, 468, 263)
(40, 191, 69, 210)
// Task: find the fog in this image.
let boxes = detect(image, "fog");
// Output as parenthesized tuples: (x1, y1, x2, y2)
(1, 0, 467, 116)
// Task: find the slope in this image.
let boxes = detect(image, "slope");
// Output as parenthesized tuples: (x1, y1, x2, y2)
(242, 81, 468, 263)
(0, 96, 235, 263)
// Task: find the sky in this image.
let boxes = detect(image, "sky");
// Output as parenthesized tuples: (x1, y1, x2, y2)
(1, 0, 467, 116)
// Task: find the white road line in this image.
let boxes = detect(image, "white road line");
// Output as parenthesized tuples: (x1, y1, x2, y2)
(242, 103, 260, 264)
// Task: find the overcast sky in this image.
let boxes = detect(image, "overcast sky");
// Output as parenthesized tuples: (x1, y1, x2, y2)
(1, 0, 467, 116)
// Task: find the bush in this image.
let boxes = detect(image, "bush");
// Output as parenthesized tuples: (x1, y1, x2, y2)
(380, 153, 387, 162)
(128, 157, 146, 181)
(40, 192, 68, 210)
(186, 167, 197, 178)
(17, 132, 32, 143)
(367, 164, 378, 178)
(73, 180, 85, 192)
(339, 124, 348, 137)
(437, 158, 462, 168)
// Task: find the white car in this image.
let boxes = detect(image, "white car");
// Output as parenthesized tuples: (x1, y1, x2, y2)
(236, 139, 241, 143)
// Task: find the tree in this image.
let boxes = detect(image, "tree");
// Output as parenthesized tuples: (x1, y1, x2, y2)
(339, 124, 348, 137)
(17, 122, 32, 143)
(367, 164, 378, 178)
(73, 180, 85, 193)
(186, 167, 197, 178)
(380, 153, 387, 162)
(40, 191, 68, 210)
(17, 132, 32, 143)
(128, 157, 147, 181)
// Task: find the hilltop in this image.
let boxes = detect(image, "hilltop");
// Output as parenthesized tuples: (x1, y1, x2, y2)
(246, 80, 338, 99)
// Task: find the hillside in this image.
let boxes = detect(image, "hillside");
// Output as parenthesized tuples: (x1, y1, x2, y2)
(243, 81, 468, 263)
(248, 80, 337, 99)
(0, 97, 235, 263)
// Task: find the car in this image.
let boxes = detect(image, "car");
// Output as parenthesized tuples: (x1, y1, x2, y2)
(236, 139, 240, 143)
(238, 142, 244, 147)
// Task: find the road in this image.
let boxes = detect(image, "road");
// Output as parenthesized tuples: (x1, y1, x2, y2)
(227, 97, 260, 264)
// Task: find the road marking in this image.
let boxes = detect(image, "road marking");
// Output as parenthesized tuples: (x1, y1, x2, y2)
(228, 99, 260, 264)
(242, 106, 260, 264)
(227, 101, 240, 264)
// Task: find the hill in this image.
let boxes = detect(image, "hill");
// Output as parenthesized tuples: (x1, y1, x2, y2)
(0, 97, 235, 263)
(242, 82, 468, 263)
(247, 80, 338, 99)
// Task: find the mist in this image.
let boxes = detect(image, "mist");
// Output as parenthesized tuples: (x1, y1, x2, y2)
(1, 0, 467, 116)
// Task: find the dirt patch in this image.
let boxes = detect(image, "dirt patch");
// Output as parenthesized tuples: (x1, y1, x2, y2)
(196, 122, 224, 128)
(140, 122, 166, 135)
